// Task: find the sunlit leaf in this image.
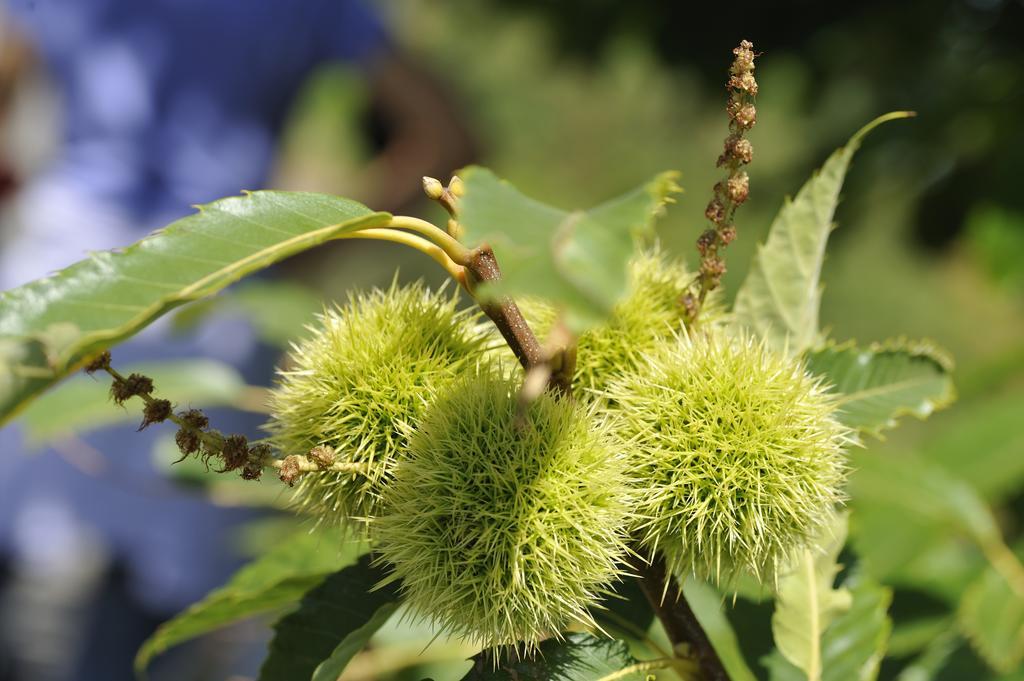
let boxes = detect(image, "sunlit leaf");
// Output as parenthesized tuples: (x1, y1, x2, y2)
(136, 527, 363, 673)
(457, 166, 680, 332)
(260, 555, 400, 681)
(851, 498, 979, 603)
(770, 513, 853, 681)
(0, 191, 389, 424)
(849, 451, 1001, 555)
(804, 339, 954, 436)
(766, 573, 891, 681)
(848, 450, 1004, 602)
(817, 575, 891, 681)
(733, 112, 914, 354)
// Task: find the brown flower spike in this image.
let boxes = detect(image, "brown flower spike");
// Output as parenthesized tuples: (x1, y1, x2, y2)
(90, 353, 271, 480)
(686, 39, 758, 323)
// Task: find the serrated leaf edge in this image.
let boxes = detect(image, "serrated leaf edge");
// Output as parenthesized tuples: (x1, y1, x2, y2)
(957, 571, 1024, 674)
(806, 336, 956, 438)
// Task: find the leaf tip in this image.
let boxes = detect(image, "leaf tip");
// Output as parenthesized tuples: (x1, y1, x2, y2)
(852, 110, 917, 145)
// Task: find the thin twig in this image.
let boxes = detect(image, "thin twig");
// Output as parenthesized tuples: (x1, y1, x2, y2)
(463, 245, 575, 397)
(269, 457, 369, 475)
(422, 176, 571, 397)
(463, 246, 545, 371)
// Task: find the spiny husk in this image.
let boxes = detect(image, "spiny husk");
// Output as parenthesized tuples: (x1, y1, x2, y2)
(374, 371, 634, 652)
(265, 281, 488, 527)
(607, 328, 852, 585)
(518, 246, 724, 396)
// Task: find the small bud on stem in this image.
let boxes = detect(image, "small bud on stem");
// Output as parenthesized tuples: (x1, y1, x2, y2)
(270, 449, 370, 487)
(84, 351, 112, 374)
(138, 398, 172, 431)
(220, 434, 250, 472)
(447, 175, 465, 197)
(308, 445, 335, 469)
(278, 455, 304, 486)
(422, 176, 445, 200)
(422, 175, 463, 221)
(110, 373, 153, 405)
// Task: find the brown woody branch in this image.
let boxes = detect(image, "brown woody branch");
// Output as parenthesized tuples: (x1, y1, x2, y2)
(634, 554, 732, 681)
(425, 176, 572, 397)
(463, 245, 573, 397)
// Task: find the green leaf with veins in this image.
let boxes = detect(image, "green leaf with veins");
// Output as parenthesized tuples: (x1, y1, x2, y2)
(923, 391, 1024, 504)
(770, 513, 853, 681)
(457, 166, 681, 332)
(733, 112, 913, 355)
(766, 572, 891, 681)
(0, 191, 389, 425)
(135, 527, 364, 674)
(848, 450, 1021, 610)
(804, 338, 954, 436)
(849, 450, 1001, 555)
(259, 555, 400, 681)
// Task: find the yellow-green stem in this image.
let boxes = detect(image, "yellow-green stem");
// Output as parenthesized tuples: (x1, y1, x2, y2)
(386, 215, 472, 265)
(338, 228, 466, 285)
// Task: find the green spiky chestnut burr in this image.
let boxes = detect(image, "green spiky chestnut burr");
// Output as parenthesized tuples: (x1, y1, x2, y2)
(519, 247, 722, 395)
(374, 371, 634, 651)
(265, 281, 487, 525)
(607, 329, 851, 584)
